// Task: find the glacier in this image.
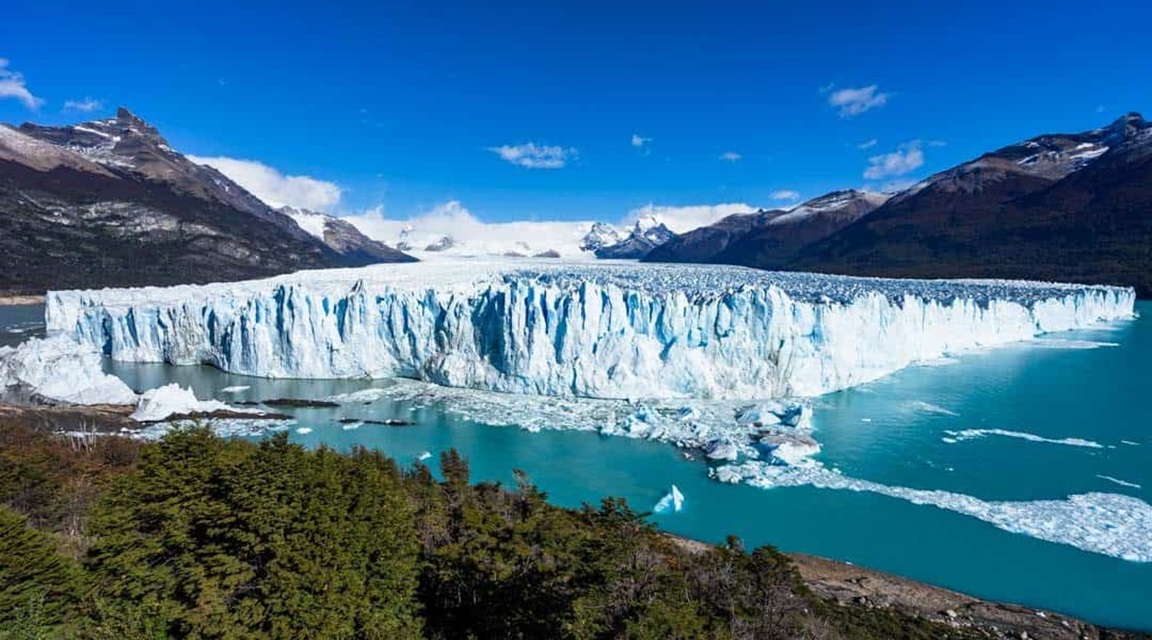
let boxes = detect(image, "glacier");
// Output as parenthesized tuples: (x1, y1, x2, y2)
(45, 260, 1135, 400)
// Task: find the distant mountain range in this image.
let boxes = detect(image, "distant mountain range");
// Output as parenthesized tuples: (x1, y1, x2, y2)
(584, 216, 677, 259)
(4, 108, 1149, 296)
(0, 107, 412, 295)
(644, 113, 1152, 296)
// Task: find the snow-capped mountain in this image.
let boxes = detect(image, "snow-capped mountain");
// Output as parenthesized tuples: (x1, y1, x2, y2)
(591, 215, 677, 259)
(788, 113, 1152, 295)
(0, 107, 413, 295)
(643, 113, 1152, 296)
(579, 222, 624, 252)
(646, 190, 887, 266)
(889, 113, 1148, 203)
(279, 206, 412, 264)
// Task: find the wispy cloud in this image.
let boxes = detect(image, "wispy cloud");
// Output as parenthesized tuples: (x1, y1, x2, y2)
(863, 141, 924, 180)
(719, 151, 742, 162)
(770, 190, 801, 201)
(188, 156, 343, 211)
(0, 58, 44, 110)
(856, 138, 878, 150)
(489, 142, 576, 169)
(828, 84, 890, 117)
(63, 97, 103, 113)
(631, 133, 652, 148)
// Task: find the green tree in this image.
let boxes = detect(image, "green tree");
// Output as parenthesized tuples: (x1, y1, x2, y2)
(0, 505, 81, 631)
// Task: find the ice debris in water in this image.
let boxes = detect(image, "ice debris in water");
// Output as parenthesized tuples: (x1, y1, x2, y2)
(130, 383, 262, 422)
(712, 460, 1152, 563)
(654, 485, 685, 513)
(943, 429, 1103, 449)
(45, 260, 1135, 400)
(370, 378, 815, 466)
(0, 335, 137, 405)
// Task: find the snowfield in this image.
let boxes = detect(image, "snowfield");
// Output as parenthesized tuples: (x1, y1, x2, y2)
(45, 260, 1135, 400)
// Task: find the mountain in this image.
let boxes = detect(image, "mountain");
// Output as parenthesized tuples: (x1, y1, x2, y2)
(579, 222, 624, 252)
(644, 190, 889, 266)
(592, 216, 677, 259)
(0, 108, 413, 295)
(642, 113, 1152, 296)
(279, 206, 412, 264)
(788, 113, 1152, 295)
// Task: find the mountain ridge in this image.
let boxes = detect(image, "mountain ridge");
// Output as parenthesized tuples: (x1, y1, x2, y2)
(644, 113, 1152, 296)
(0, 108, 413, 295)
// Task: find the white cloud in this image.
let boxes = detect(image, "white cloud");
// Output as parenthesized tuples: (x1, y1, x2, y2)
(622, 203, 759, 234)
(770, 190, 801, 201)
(188, 155, 343, 211)
(343, 200, 764, 257)
(857, 138, 878, 150)
(343, 201, 597, 257)
(489, 142, 576, 169)
(863, 141, 924, 180)
(719, 151, 742, 162)
(631, 133, 652, 147)
(0, 58, 44, 110)
(63, 97, 103, 112)
(828, 85, 890, 117)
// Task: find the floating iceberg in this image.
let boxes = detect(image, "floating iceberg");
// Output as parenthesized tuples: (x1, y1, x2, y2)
(45, 260, 1135, 400)
(654, 485, 685, 513)
(131, 383, 262, 422)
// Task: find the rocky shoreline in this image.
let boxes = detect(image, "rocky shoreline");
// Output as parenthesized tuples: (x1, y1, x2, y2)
(671, 536, 1152, 640)
(0, 295, 46, 306)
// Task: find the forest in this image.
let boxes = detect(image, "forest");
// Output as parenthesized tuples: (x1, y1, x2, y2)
(0, 422, 990, 639)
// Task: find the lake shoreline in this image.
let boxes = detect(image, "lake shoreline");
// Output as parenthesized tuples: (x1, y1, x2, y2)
(0, 295, 46, 306)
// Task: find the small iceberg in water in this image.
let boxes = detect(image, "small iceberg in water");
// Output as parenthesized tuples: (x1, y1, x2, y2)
(653, 485, 685, 514)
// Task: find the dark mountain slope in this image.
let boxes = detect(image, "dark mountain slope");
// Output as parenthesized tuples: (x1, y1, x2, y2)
(644, 190, 889, 266)
(643, 209, 785, 263)
(788, 114, 1152, 295)
(0, 108, 412, 295)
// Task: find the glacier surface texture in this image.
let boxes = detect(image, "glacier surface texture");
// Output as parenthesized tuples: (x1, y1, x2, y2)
(46, 260, 1135, 400)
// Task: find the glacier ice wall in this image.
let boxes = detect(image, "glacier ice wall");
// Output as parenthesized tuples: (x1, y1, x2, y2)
(45, 261, 1136, 400)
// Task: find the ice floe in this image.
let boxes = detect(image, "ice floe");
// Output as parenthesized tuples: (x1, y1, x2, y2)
(712, 460, 1152, 562)
(1097, 475, 1142, 490)
(942, 429, 1103, 449)
(654, 485, 685, 513)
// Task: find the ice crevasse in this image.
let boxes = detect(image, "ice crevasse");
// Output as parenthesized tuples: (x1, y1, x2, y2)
(45, 260, 1136, 400)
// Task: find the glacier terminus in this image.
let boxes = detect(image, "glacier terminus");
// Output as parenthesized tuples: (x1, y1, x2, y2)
(47, 260, 1134, 401)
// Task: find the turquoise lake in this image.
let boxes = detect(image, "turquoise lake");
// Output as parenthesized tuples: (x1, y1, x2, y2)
(3, 302, 1150, 630)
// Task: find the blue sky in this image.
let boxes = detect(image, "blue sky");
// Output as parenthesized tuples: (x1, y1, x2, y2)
(2, 0, 1150, 223)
